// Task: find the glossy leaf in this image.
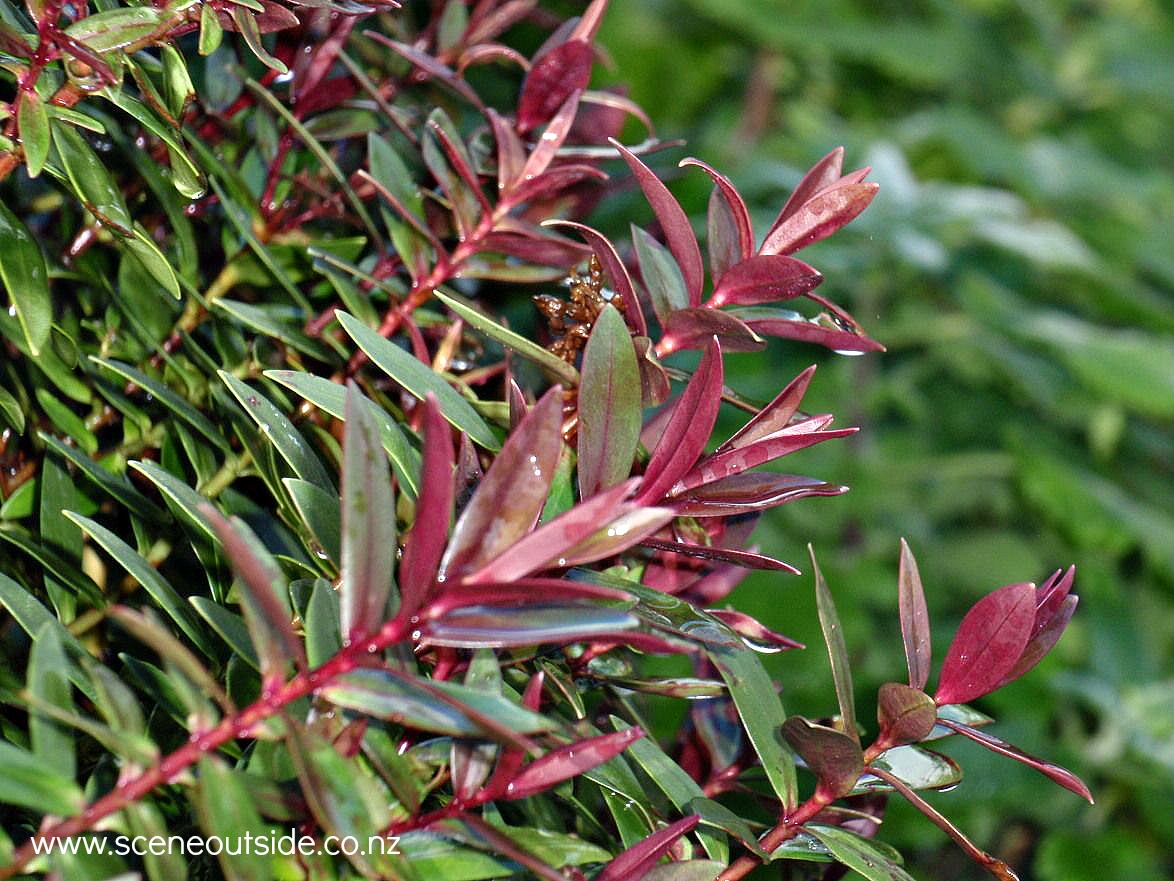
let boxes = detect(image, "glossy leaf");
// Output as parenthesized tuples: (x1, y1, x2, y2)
(505, 727, 646, 800)
(400, 394, 453, 617)
(673, 472, 846, 517)
(760, 180, 879, 255)
(661, 307, 764, 353)
(741, 309, 886, 353)
(681, 157, 754, 268)
(858, 745, 962, 794)
(596, 814, 700, 881)
(877, 683, 937, 747)
(811, 547, 857, 740)
(782, 716, 865, 799)
(284, 478, 342, 566)
(805, 824, 916, 881)
(518, 39, 593, 133)
(579, 305, 642, 497)
(935, 581, 1036, 706)
(543, 219, 647, 335)
(641, 538, 800, 573)
(768, 146, 845, 230)
(633, 224, 690, 324)
(423, 603, 640, 648)
(17, 89, 49, 178)
(710, 254, 822, 307)
(518, 88, 583, 182)
(898, 539, 932, 690)
(0, 200, 51, 356)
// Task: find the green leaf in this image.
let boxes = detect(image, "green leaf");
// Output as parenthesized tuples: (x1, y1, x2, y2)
(198, 1, 223, 55)
(128, 460, 219, 545)
(64, 512, 216, 658)
(632, 224, 690, 322)
(232, 8, 287, 72)
(337, 310, 500, 450)
(265, 370, 420, 498)
(102, 88, 204, 201)
(0, 740, 85, 816)
(213, 298, 333, 360)
(64, 6, 162, 51)
(124, 799, 188, 881)
(578, 304, 641, 498)
(434, 288, 580, 386)
(284, 478, 342, 566)
(190, 596, 259, 668)
(641, 862, 729, 881)
(304, 577, 342, 667)
(17, 88, 49, 178)
(0, 384, 25, 433)
(51, 123, 134, 233)
(220, 371, 335, 493)
(40, 434, 168, 523)
(367, 132, 425, 220)
(340, 381, 397, 640)
(27, 623, 76, 779)
(161, 44, 194, 118)
(0, 198, 51, 355)
(804, 825, 916, 881)
(0, 523, 104, 608)
(811, 546, 857, 741)
(195, 757, 272, 881)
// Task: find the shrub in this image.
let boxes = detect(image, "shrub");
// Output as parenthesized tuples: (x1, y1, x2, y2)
(0, 1, 1091, 879)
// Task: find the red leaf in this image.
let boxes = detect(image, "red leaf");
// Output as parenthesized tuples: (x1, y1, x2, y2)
(781, 716, 865, 800)
(611, 138, 705, 306)
(439, 387, 563, 579)
(488, 108, 526, 192)
(660, 307, 764, 354)
(637, 337, 723, 503)
(504, 163, 608, 206)
(640, 538, 800, 573)
(681, 157, 754, 265)
(558, 506, 677, 567)
(899, 539, 932, 691)
(481, 228, 592, 266)
(717, 364, 816, 453)
(400, 395, 454, 618)
(519, 89, 583, 182)
(505, 727, 646, 800)
(934, 582, 1036, 706)
(543, 220, 647, 335)
(999, 594, 1077, 688)
(423, 603, 639, 649)
(708, 609, 804, 650)
(596, 814, 701, 881)
(743, 312, 885, 353)
(431, 578, 632, 616)
(939, 719, 1093, 803)
(709, 254, 823, 308)
(518, 39, 593, 133)
(760, 180, 879, 255)
(674, 472, 846, 517)
(768, 146, 845, 231)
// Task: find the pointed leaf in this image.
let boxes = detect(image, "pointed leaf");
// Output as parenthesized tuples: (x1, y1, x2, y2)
(935, 582, 1036, 706)
(641, 538, 800, 573)
(898, 539, 932, 690)
(782, 716, 865, 799)
(423, 603, 640, 648)
(0, 199, 51, 356)
(519, 88, 583, 182)
(505, 727, 645, 800)
(680, 157, 754, 267)
(518, 39, 593, 133)
(17, 89, 49, 178)
(400, 395, 454, 617)
(718, 365, 817, 452)
(710, 254, 822, 307)
(632, 224, 690, 325)
(579, 304, 642, 497)
(674, 472, 846, 517)
(596, 814, 701, 881)
(742, 310, 885, 353)
(939, 719, 1092, 802)
(811, 547, 857, 741)
(805, 824, 916, 881)
(285, 478, 342, 566)
(760, 181, 879, 255)
(768, 146, 845, 230)
(196, 757, 271, 881)
(661, 307, 764, 353)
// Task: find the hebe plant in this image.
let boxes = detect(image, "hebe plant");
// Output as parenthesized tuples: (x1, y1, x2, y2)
(0, 0, 1091, 878)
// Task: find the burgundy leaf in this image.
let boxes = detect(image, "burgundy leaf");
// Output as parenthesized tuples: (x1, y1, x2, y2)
(717, 364, 817, 453)
(939, 719, 1093, 803)
(463, 480, 637, 582)
(422, 603, 639, 648)
(596, 814, 701, 881)
(568, 0, 608, 42)
(488, 107, 526, 192)
(579, 305, 642, 498)
(456, 42, 531, 76)
(507, 377, 527, 429)
(505, 163, 608, 206)
(641, 538, 800, 574)
(674, 472, 846, 517)
(781, 716, 865, 800)
(291, 16, 353, 100)
(519, 89, 583, 182)
(876, 682, 937, 748)
(637, 337, 723, 503)
(439, 387, 563, 579)
(768, 146, 845, 231)
(707, 609, 804, 651)
(709, 254, 823, 308)
(543, 220, 647, 335)
(517, 39, 593, 133)
(220, 1, 298, 32)
(934, 582, 1036, 706)
(430, 578, 633, 616)
(400, 395, 454, 618)
(743, 312, 886, 353)
(466, 0, 538, 45)
(1035, 566, 1076, 624)
(558, 505, 677, 567)
(611, 138, 704, 306)
(660, 307, 764, 354)
(485, 670, 545, 797)
(899, 539, 932, 691)
(364, 33, 486, 110)
(760, 180, 879, 255)
(680, 157, 754, 265)
(673, 422, 858, 496)
(706, 186, 746, 285)
(481, 229, 592, 266)
(634, 337, 671, 407)
(505, 726, 646, 800)
(998, 594, 1078, 688)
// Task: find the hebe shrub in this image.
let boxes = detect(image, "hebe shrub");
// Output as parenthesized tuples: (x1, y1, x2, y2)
(0, 1, 1090, 878)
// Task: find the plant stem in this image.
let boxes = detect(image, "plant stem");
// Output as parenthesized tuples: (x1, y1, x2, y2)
(715, 792, 832, 881)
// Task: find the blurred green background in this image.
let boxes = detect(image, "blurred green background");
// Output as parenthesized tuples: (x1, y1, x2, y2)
(595, 1, 1173, 878)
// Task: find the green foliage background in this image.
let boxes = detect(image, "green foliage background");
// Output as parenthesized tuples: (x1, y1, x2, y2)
(594, 1, 1173, 878)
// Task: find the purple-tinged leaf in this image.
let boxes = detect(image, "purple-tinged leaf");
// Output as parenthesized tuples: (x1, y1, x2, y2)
(660, 307, 764, 354)
(611, 138, 704, 305)
(680, 157, 754, 268)
(634, 336, 671, 406)
(485, 670, 545, 796)
(935, 582, 1036, 706)
(676, 476, 849, 516)
(641, 538, 800, 574)
(559, 506, 677, 567)
(596, 814, 701, 881)
(340, 381, 396, 642)
(451, 650, 501, 800)
(487, 108, 526, 192)
(507, 377, 527, 429)
(543, 220, 647, 335)
(438, 815, 568, 881)
(899, 539, 932, 691)
(365, 32, 486, 109)
(518, 39, 593, 133)
(519, 89, 583, 182)
(811, 547, 857, 741)
(439, 387, 564, 579)
(760, 181, 879, 255)
(998, 594, 1078, 688)
(782, 716, 865, 800)
(466, 0, 538, 45)
(505, 726, 646, 800)
(430, 578, 632, 616)
(579, 305, 642, 498)
(481, 227, 593, 266)
(717, 365, 817, 453)
(938, 719, 1092, 803)
(504, 163, 608, 206)
(741, 310, 886, 353)
(637, 337, 723, 504)
(632, 225, 690, 325)
(707, 609, 803, 651)
(399, 395, 453, 619)
(768, 146, 845, 231)
(426, 110, 492, 219)
(706, 186, 745, 284)
(200, 506, 305, 684)
(672, 423, 858, 495)
(423, 603, 639, 648)
(1035, 566, 1076, 624)
(568, 0, 608, 42)
(463, 481, 637, 582)
(876, 683, 937, 748)
(709, 254, 823, 308)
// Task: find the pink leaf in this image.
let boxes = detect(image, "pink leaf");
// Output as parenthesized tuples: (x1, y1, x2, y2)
(743, 312, 885, 353)
(674, 472, 847, 517)
(939, 719, 1093, 803)
(637, 337, 723, 503)
(641, 538, 800, 573)
(707, 609, 804, 650)
(596, 814, 701, 881)
(519, 89, 583, 182)
(899, 539, 932, 691)
(680, 157, 754, 264)
(439, 387, 563, 579)
(487, 108, 526, 192)
(505, 727, 646, 800)
(934, 582, 1036, 706)
(760, 180, 879, 255)
(660, 307, 764, 354)
(717, 364, 817, 453)
(709, 254, 823, 308)
(611, 138, 704, 305)
(558, 505, 677, 567)
(400, 395, 454, 618)
(543, 220, 647, 335)
(998, 594, 1077, 688)
(767, 146, 845, 231)
(517, 39, 593, 133)
(504, 163, 608, 206)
